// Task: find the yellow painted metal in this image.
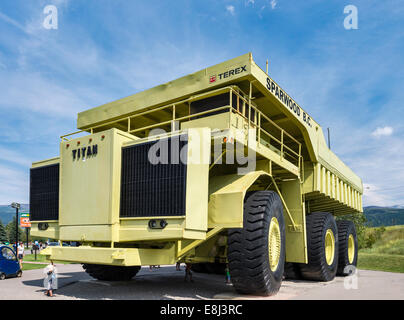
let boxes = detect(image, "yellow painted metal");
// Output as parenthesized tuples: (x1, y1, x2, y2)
(208, 171, 271, 228)
(268, 217, 281, 272)
(58, 129, 137, 242)
(177, 227, 223, 259)
(120, 217, 187, 241)
(30, 221, 59, 239)
(280, 179, 308, 263)
(190, 234, 228, 264)
(181, 112, 230, 131)
(348, 234, 355, 264)
(31, 157, 59, 168)
(303, 162, 363, 215)
(40, 245, 176, 266)
(185, 128, 211, 233)
(325, 229, 335, 266)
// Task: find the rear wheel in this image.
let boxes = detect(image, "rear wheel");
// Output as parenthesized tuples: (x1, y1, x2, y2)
(227, 191, 285, 296)
(16, 270, 22, 278)
(0, 273, 5, 280)
(337, 220, 358, 276)
(299, 212, 338, 281)
(82, 264, 141, 281)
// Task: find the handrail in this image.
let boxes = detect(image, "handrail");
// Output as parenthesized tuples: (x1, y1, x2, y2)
(234, 91, 301, 148)
(60, 85, 302, 169)
(129, 106, 231, 134)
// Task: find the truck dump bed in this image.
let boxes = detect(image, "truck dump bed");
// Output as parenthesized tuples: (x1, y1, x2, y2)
(76, 53, 362, 215)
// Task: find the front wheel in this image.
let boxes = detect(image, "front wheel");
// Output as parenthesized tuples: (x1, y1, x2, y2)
(227, 191, 285, 296)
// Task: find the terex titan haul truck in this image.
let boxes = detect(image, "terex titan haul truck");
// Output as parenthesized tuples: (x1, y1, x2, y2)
(30, 53, 362, 295)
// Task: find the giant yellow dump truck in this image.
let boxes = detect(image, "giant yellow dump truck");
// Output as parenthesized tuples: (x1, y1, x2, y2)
(30, 53, 362, 295)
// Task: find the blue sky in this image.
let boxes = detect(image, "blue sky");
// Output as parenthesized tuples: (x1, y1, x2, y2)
(0, 0, 403, 206)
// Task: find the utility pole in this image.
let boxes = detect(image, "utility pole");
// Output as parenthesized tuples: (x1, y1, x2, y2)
(11, 202, 20, 249)
(327, 127, 331, 149)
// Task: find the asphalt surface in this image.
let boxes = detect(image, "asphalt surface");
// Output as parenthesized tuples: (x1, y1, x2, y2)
(1, 264, 403, 300)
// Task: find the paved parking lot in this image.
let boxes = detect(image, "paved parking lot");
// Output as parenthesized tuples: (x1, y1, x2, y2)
(1, 264, 403, 300)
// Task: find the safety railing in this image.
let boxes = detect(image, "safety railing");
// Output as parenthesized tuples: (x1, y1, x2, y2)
(61, 85, 302, 170)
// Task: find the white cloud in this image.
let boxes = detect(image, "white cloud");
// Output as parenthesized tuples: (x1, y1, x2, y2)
(371, 126, 393, 138)
(0, 72, 88, 118)
(363, 183, 390, 207)
(0, 10, 31, 34)
(0, 147, 32, 167)
(0, 164, 29, 205)
(270, 0, 277, 10)
(226, 5, 235, 16)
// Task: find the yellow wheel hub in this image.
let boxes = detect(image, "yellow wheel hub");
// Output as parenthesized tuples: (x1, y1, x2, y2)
(348, 234, 355, 264)
(268, 217, 281, 272)
(325, 229, 335, 266)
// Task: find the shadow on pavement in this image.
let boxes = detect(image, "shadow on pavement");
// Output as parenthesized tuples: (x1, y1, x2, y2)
(22, 271, 91, 289)
(51, 267, 236, 300)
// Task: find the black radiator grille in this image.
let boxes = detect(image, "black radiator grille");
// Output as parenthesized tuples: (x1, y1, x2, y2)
(30, 164, 59, 221)
(120, 136, 188, 218)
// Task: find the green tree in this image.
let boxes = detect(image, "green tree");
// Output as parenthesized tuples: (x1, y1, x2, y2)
(6, 217, 23, 244)
(364, 226, 386, 249)
(0, 220, 8, 243)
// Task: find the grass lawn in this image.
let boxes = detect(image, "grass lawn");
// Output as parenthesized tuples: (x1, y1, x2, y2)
(22, 263, 47, 271)
(23, 254, 72, 264)
(357, 225, 404, 273)
(358, 252, 404, 273)
(362, 225, 404, 255)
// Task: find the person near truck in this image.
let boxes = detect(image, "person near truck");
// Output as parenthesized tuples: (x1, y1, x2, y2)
(17, 242, 24, 268)
(43, 261, 57, 297)
(184, 263, 193, 282)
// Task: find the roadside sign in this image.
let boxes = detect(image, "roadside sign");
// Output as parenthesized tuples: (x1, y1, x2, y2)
(20, 212, 31, 228)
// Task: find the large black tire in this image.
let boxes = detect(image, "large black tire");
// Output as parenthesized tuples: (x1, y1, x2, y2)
(227, 191, 285, 296)
(82, 264, 141, 281)
(337, 220, 358, 276)
(283, 262, 302, 280)
(299, 212, 338, 281)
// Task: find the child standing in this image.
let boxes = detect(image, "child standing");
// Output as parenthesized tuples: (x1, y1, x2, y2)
(225, 264, 231, 285)
(43, 261, 57, 297)
(184, 263, 193, 282)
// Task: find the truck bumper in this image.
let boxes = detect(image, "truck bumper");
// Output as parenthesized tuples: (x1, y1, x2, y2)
(41, 245, 176, 266)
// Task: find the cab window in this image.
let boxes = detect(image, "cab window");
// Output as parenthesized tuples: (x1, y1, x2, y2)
(1, 247, 16, 261)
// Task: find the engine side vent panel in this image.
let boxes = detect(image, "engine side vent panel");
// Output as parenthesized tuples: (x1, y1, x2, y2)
(120, 136, 188, 218)
(30, 164, 60, 221)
